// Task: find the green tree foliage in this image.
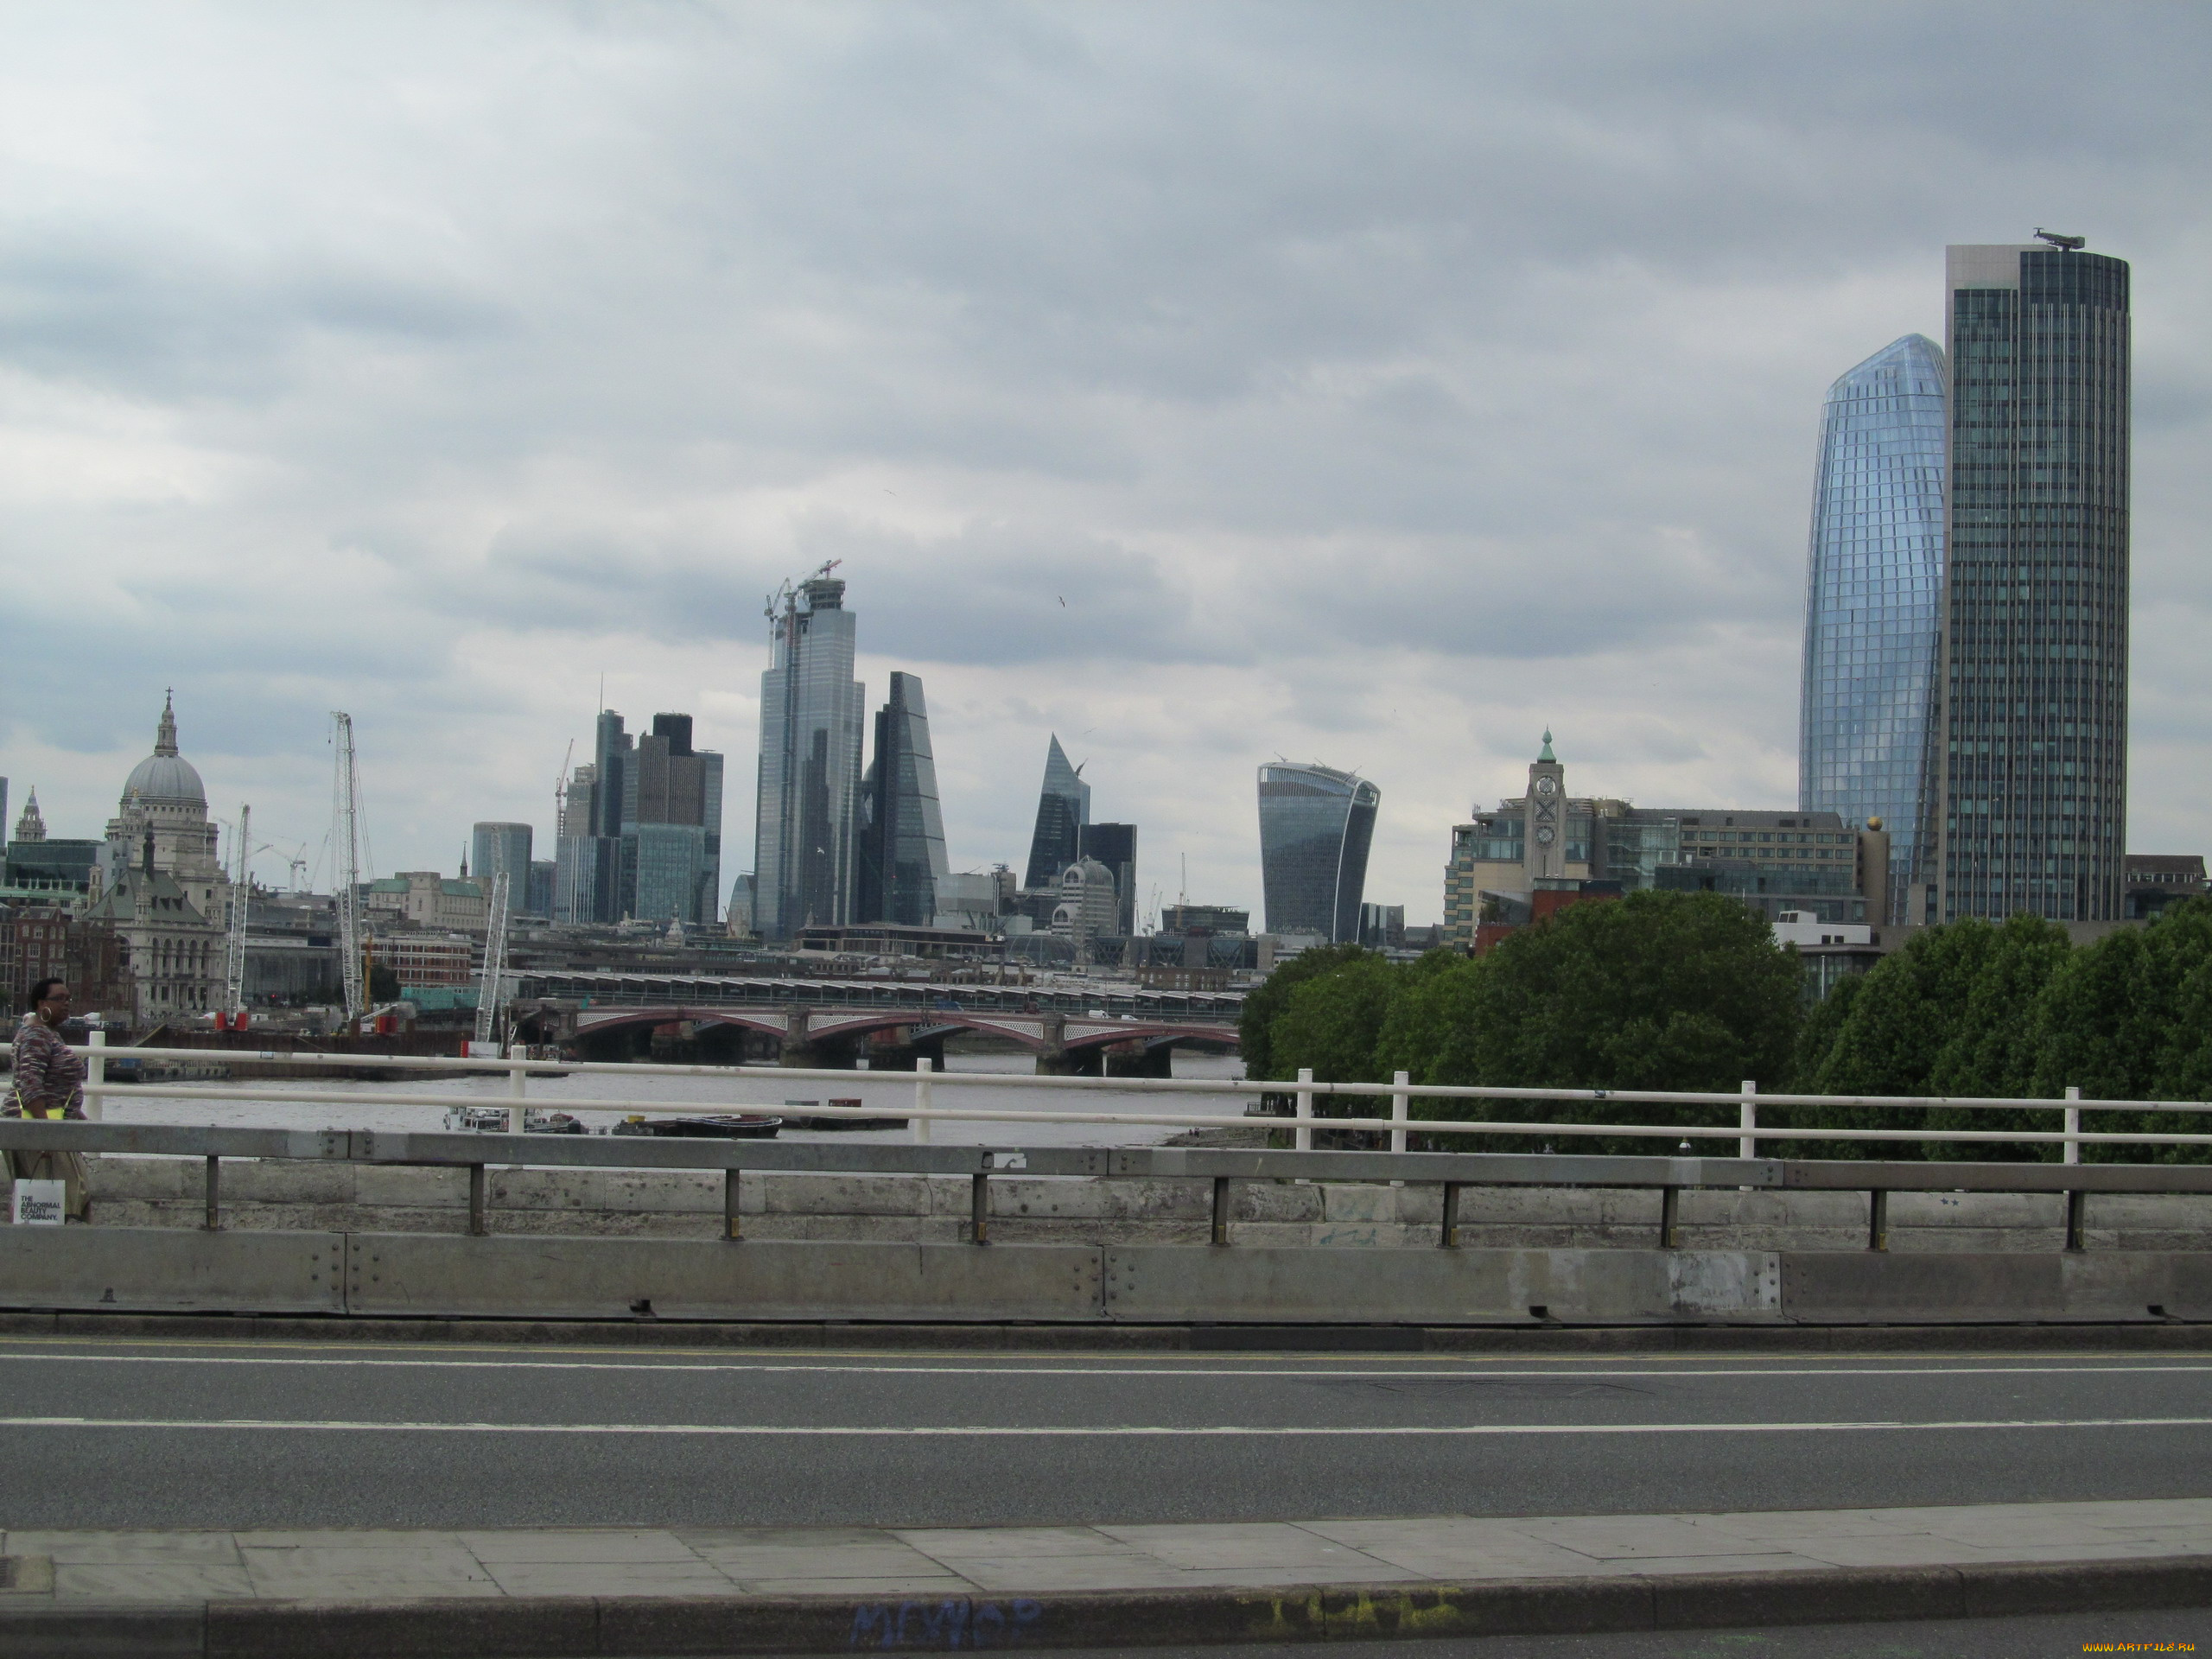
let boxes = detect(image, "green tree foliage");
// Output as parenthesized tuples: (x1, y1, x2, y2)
(1268, 954, 1404, 1086)
(1376, 891, 1800, 1152)
(1236, 942, 1375, 1081)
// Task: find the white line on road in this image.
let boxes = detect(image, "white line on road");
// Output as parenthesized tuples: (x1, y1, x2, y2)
(0, 1352, 2202, 1382)
(3, 1415, 2208, 1436)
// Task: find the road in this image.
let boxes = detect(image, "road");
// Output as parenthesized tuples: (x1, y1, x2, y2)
(1, 1338, 2208, 1532)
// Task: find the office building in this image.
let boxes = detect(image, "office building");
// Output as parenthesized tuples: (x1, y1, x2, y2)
(552, 761, 598, 925)
(633, 713, 724, 926)
(525, 859, 554, 919)
(1357, 903, 1406, 950)
(855, 672, 950, 928)
(1257, 761, 1378, 944)
(754, 569, 864, 938)
(1936, 238, 2131, 921)
(1799, 334, 1947, 920)
(1021, 735, 1090, 891)
(471, 823, 533, 907)
(1077, 822, 1137, 935)
(1051, 855, 1118, 957)
(1443, 736, 1886, 945)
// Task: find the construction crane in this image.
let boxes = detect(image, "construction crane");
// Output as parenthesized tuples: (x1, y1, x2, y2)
(224, 804, 251, 1014)
(474, 864, 512, 1048)
(332, 713, 366, 1021)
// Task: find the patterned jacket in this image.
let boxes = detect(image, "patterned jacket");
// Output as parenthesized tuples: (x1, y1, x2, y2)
(9, 1014, 86, 1119)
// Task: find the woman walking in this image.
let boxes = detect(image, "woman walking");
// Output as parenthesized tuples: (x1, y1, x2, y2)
(7, 978, 92, 1220)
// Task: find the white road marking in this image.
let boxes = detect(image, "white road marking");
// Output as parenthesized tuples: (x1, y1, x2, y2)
(0, 1352, 2200, 1382)
(2, 1415, 2207, 1437)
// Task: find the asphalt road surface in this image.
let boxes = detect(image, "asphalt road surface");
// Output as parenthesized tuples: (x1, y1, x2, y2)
(0, 1338, 2207, 1531)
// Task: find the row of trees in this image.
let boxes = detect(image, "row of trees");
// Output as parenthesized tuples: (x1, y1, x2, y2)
(1238, 890, 2212, 1162)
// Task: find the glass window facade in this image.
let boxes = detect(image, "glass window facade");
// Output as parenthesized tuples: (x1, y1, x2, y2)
(1022, 735, 1091, 891)
(1257, 762, 1379, 942)
(1938, 246, 2129, 922)
(754, 575, 864, 938)
(855, 671, 950, 928)
(1799, 334, 1946, 921)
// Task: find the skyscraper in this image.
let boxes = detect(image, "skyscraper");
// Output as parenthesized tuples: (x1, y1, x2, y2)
(1257, 761, 1378, 943)
(1077, 822, 1137, 936)
(633, 713, 725, 925)
(471, 823, 534, 909)
(1936, 238, 2130, 922)
(754, 569, 864, 938)
(1021, 735, 1090, 891)
(1798, 334, 1947, 921)
(855, 671, 950, 927)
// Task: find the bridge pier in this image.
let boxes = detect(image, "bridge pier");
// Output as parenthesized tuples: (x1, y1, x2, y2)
(1104, 1041, 1174, 1079)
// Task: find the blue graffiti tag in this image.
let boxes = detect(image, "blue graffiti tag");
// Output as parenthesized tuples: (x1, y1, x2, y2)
(849, 1597, 1044, 1650)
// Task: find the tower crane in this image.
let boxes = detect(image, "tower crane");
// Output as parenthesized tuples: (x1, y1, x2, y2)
(225, 805, 251, 1015)
(474, 862, 512, 1048)
(332, 713, 366, 1021)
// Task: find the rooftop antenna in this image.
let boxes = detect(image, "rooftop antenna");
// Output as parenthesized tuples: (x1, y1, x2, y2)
(2034, 228, 2087, 251)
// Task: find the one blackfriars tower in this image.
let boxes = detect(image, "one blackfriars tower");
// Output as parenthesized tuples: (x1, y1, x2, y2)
(1936, 236, 2130, 922)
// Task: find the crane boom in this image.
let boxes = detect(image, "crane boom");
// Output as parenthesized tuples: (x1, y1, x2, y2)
(332, 713, 365, 1020)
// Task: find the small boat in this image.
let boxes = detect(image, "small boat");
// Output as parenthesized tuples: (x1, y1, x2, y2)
(442, 1106, 589, 1135)
(611, 1114, 783, 1140)
(782, 1097, 909, 1132)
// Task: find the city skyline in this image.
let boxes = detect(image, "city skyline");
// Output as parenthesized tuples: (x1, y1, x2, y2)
(2, 8, 2207, 920)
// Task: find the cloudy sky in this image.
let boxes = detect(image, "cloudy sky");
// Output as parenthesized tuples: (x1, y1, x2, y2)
(2, 2, 2207, 923)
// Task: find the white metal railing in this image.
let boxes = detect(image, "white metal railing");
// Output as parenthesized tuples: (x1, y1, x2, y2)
(48, 1034, 2212, 1159)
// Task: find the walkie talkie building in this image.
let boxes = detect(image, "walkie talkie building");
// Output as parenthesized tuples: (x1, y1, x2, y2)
(1798, 334, 1948, 922)
(1257, 761, 1378, 943)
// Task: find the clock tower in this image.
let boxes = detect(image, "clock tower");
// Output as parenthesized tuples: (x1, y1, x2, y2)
(1522, 730, 1567, 882)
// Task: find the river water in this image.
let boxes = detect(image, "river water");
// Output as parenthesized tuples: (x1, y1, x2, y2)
(91, 1052, 1250, 1147)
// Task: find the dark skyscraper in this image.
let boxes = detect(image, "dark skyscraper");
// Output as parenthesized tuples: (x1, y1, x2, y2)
(1021, 734, 1090, 891)
(1936, 239, 2130, 922)
(633, 712, 725, 925)
(1077, 821, 1137, 936)
(1799, 334, 1947, 922)
(856, 672, 950, 927)
(1257, 761, 1378, 943)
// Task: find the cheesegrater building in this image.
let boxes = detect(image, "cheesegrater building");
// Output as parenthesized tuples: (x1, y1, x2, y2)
(1936, 239, 2130, 922)
(1799, 334, 1947, 923)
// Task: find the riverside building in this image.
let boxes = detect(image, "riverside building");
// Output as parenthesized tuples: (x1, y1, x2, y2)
(1936, 238, 2131, 922)
(1799, 334, 1947, 922)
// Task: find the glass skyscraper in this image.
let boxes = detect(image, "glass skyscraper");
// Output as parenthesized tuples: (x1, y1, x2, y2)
(1021, 734, 1090, 891)
(1798, 334, 1947, 921)
(1936, 241, 2130, 922)
(1257, 761, 1378, 943)
(855, 671, 950, 928)
(753, 571, 864, 938)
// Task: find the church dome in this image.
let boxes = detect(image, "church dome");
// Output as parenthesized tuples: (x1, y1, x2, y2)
(122, 694, 207, 804)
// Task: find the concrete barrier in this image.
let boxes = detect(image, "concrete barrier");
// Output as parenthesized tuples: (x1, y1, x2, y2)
(0, 1227, 344, 1315)
(1784, 1250, 2212, 1322)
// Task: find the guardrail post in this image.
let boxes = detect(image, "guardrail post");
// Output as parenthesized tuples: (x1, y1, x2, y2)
(1738, 1079, 1758, 1161)
(2065, 1187, 2087, 1253)
(1294, 1066, 1313, 1154)
(86, 1030, 105, 1122)
(203, 1156, 221, 1231)
(914, 1058, 934, 1145)
(969, 1170, 989, 1245)
(507, 1056, 528, 1135)
(1389, 1071, 1410, 1156)
(1659, 1185, 1681, 1249)
(468, 1165, 487, 1236)
(2063, 1085, 2081, 1166)
(1867, 1188, 1888, 1252)
(723, 1167, 741, 1242)
(1211, 1176, 1231, 1247)
(1440, 1183, 1461, 1249)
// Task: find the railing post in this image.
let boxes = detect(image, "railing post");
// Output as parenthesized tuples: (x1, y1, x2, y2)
(1867, 1188, 1888, 1252)
(507, 1056, 528, 1135)
(1211, 1176, 1231, 1247)
(468, 1165, 487, 1236)
(914, 1057, 934, 1144)
(1390, 1070, 1410, 1159)
(1294, 1066, 1313, 1154)
(969, 1170, 989, 1245)
(1738, 1079, 1758, 1161)
(724, 1166, 742, 1242)
(2063, 1085, 2081, 1166)
(1440, 1183, 1461, 1249)
(204, 1155, 221, 1231)
(86, 1030, 106, 1122)
(1660, 1185, 1681, 1250)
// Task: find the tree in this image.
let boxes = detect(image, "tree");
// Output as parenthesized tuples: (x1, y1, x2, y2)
(1268, 955, 1402, 1087)
(1237, 942, 1375, 1081)
(1380, 890, 1801, 1152)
